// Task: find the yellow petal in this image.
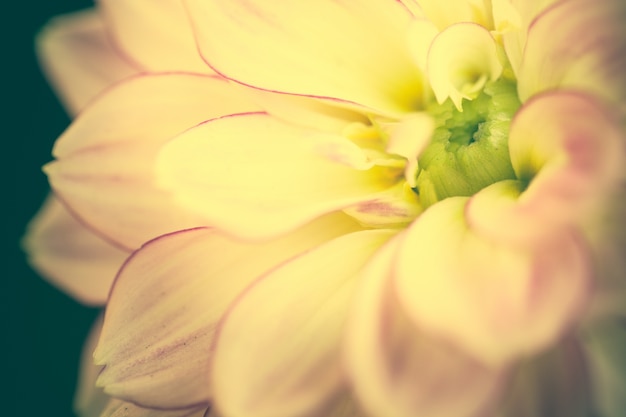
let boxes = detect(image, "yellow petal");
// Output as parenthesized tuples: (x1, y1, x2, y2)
(211, 230, 394, 417)
(395, 197, 591, 366)
(345, 236, 506, 417)
(156, 113, 399, 240)
(36, 9, 137, 115)
(45, 73, 260, 249)
(94, 213, 361, 409)
(99, 0, 211, 73)
(184, 0, 422, 115)
(22, 195, 128, 306)
(427, 23, 503, 110)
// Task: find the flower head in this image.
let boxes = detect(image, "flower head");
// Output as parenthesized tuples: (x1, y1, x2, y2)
(24, 1, 626, 416)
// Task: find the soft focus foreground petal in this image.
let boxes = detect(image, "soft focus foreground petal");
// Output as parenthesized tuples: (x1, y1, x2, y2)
(45, 73, 260, 249)
(211, 229, 394, 417)
(427, 23, 503, 110)
(518, 0, 626, 106)
(22, 196, 128, 306)
(497, 338, 591, 417)
(185, 0, 422, 115)
(98, 0, 211, 73)
(582, 320, 626, 417)
(37, 9, 137, 115)
(157, 113, 399, 241)
(395, 197, 591, 366)
(346, 236, 505, 417)
(95, 213, 362, 409)
(467, 91, 625, 243)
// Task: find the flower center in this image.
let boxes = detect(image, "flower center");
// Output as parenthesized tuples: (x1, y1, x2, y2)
(414, 78, 521, 207)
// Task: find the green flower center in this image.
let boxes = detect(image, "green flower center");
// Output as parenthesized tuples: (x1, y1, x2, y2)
(414, 79, 521, 207)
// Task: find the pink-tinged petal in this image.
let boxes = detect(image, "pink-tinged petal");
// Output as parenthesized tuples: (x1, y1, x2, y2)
(582, 320, 626, 417)
(395, 197, 592, 366)
(22, 195, 128, 306)
(94, 213, 362, 409)
(345, 236, 505, 417)
(211, 230, 395, 417)
(184, 0, 422, 115)
(98, 0, 211, 74)
(467, 91, 625, 243)
(45, 73, 260, 249)
(36, 9, 138, 115)
(156, 113, 400, 241)
(497, 338, 591, 417)
(517, 0, 626, 105)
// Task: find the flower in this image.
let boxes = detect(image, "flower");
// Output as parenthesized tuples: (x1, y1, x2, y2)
(24, 1, 626, 416)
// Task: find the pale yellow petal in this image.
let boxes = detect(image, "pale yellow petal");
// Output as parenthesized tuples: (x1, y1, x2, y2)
(36, 9, 137, 115)
(211, 230, 394, 417)
(185, 0, 422, 115)
(23, 195, 128, 306)
(156, 113, 399, 240)
(99, 0, 211, 73)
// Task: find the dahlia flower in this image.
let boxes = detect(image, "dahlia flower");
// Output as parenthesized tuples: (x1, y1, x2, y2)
(24, 0, 626, 416)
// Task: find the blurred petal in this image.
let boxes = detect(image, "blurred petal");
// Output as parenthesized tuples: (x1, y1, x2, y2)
(414, 0, 475, 28)
(75, 315, 109, 417)
(94, 213, 362, 409)
(45, 73, 260, 249)
(211, 230, 394, 417)
(468, 91, 625, 243)
(99, 0, 211, 73)
(36, 9, 137, 115)
(156, 113, 399, 240)
(185, 0, 422, 115)
(518, 0, 626, 105)
(582, 320, 626, 417)
(395, 197, 591, 366)
(346, 237, 504, 417)
(498, 339, 591, 417)
(427, 23, 502, 110)
(22, 195, 128, 306)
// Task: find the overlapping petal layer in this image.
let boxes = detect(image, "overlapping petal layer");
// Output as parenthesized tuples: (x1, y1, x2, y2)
(23, 196, 128, 305)
(518, 0, 626, 105)
(346, 237, 504, 417)
(45, 73, 260, 249)
(157, 112, 399, 240)
(395, 197, 591, 366)
(94, 213, 362, 409)
(99, 0, 211, 74)
(37, 9, 137, 114)
(185, 0, 422, 115)
(211, 229, 394, 417)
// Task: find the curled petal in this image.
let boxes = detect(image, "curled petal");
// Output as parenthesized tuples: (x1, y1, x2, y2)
(395, 197, 591, 366)
(22, 196, 128, 306)
(99, 0, 211, 73)
(184, 0, 422, 115)
(211, 230, 394, 417)
(156, 113, 399, 241)
(345, 237, 505, 417)
(468, 91, 625, 243)
(94, 213, 362, 409)
(427, 23, 503, 110)
(518, 0, 626, 105)
(45, 73, 260, 249)
(36, 9, 137, 115)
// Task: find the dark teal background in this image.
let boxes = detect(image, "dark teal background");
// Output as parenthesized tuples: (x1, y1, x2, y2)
(4, 1, 99, 416)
